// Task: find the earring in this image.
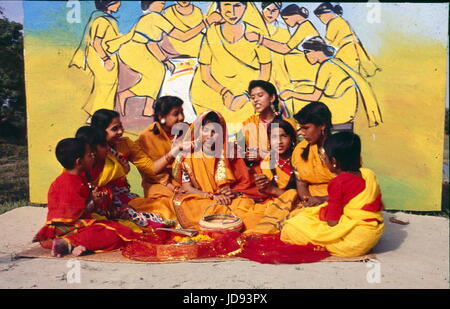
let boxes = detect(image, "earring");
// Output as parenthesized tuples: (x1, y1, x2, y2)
(161, 119, 166, 124)
(333, 164, 336, 168)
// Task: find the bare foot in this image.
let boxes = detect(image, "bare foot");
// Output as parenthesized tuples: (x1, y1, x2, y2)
(72, 246, 87, 257)
(51, 238, 71, 258)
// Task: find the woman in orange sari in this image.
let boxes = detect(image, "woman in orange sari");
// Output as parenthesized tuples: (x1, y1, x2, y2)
(171, 111, 256, 230)
(130, 96, 192, 220)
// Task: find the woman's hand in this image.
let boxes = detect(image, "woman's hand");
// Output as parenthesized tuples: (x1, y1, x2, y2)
(163, 60, 176, 74)
(213, 194, 232, 206)
(104, 59, 115, 72)
(244, 32, 260, 42)
(206, 12, 223, 25)
(92, 187, 107, 205)
(170, 140, 195, 158)
(222, 90, 234, 110)
(279, 90, 294, 101)
(215, 186, 235, 198)
(229, 94, 249, 111)
(302, 196, 325, 207)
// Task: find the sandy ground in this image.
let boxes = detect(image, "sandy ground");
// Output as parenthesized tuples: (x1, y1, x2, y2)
(0, 206, 448, 289)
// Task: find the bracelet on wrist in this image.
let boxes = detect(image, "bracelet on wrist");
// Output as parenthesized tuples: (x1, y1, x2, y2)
(102, 55, 110, 61)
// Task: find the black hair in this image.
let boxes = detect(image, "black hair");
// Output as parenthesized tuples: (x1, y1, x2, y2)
(267, 118, 297, 154)
(280, 4, 309, 18)
(302, 36, 335, 57)
(75, 126, 107, 149)
(262, 2, 282, 11)
(141, 1, 155, 11)
(91, 109, 120, 132)
(248, 80, 280, 114)
(216, 1, 247, 12)
(152, 96, 184, 135)
(95, 1, 119, 12)
(55, 138, 87, 170)
(294, 102, 332, 161)
(202, 111, 221, 126)
(267, 119, 298, 190)
(324, 132, 361, 172)
(314, 2, 343, 16)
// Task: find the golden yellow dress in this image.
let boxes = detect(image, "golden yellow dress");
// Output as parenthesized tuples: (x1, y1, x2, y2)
(190, 23, 271, 132)
(326, 16, 380, 78)
(281, 168, 384, 257)
(110, 12, 175, 99)
(282, 20, 321, 116)
(163, 4, 204, 58)
(127, 122, 179, 220)
(291, 140, 336, 197)
(266, 22, 291, 89)
(315, 58, 382, 127)
(242, 153, 299, 234)
(239, 114, 298, 162)
(70, 12, 120, 116)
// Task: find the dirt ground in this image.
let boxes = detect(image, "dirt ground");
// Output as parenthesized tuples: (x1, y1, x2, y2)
(0, 207, 448, 289)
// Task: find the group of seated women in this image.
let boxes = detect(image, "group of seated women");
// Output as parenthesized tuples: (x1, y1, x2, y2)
(64, 77, 384, 258)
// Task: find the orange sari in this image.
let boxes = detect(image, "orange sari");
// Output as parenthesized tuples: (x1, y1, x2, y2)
(128, 122, 180, 221)
(171, 111, 259, 230)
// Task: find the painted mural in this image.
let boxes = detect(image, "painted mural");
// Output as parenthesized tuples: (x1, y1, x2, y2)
(23, 1, 448, 210)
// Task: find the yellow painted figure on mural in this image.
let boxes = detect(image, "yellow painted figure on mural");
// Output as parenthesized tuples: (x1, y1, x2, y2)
(163, 1, 205, 58)
(280, 37, 382, 128)
(245, 4, 321, 117)
(69, 1, 122, 121)
(106, 1, 222, 118)
(190, 2, 272, 134)
(257, 2, 291, 90)
(314, 2, 381, 78)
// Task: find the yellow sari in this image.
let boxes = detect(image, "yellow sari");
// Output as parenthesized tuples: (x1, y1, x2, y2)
(163, 4, 204, 58)
(282, 20, 321, 116)
(281, 168, 384, 257)
(326, 17, 380, 78)
(291, 140, 336, 197)
(127, 122, 178, 220)
(242, 153, 299, 234)
(190, 4, 271, 133)
(266, 22, 291, 89)
(69, 11, 119, 116)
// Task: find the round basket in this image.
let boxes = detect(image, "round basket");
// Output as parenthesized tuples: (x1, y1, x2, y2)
(199, 203, 243, 232)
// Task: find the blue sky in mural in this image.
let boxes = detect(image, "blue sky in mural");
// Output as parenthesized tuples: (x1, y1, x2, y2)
(18, 1, 448, 52)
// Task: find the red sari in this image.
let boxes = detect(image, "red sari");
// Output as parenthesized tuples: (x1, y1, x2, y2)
(33, 172, 141, 253)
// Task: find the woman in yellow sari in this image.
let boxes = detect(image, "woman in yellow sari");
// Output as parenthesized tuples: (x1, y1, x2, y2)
(291, 102, 335, 208)
(90, 109, 183, 224)
(314, 2, 380, 78)
(69, 1, 121, 121)
(239, 80, 295, 170)
(106, 1, 221, 117)
(242, 118, 299, 234)
(190, 2, 272, 133)
(163, 1, 204, 58)
(281, 132, 384, 257)
(131, 96, 192, 220)
(280, 36, 382, 128)
(245, 4, 321, 116)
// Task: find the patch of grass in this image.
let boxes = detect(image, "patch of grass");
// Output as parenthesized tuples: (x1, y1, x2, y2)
(0, 139, 29, 205)
(0, 199, 45, 216)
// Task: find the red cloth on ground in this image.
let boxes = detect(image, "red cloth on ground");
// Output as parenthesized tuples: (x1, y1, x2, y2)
(319, 172, 366, 222)
(65, 224, 126, 252)
(238, 233, 330, 264)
